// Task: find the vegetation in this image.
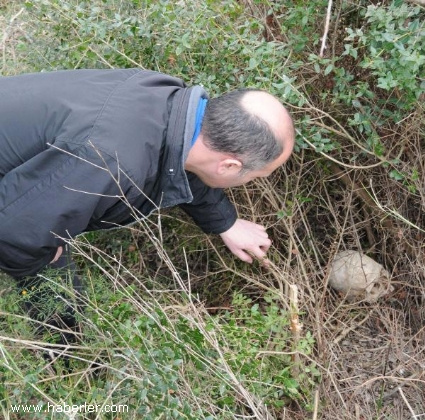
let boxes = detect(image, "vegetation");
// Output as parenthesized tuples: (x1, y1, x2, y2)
(1, 0, 424, 418)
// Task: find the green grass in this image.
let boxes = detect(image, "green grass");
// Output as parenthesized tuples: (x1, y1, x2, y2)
(0, 223, 319, 419)
(1, 0, 425, 418)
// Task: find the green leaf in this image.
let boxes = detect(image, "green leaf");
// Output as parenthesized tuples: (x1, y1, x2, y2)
(248, 57, 258, 70)
(324, 64, 334, 75)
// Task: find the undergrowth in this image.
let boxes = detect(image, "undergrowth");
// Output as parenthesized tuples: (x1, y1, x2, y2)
(1, 0, 424, 419)
(0, 219, 319, 419)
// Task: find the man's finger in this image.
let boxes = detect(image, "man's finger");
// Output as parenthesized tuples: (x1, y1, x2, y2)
(50, 246, 63, 264)
(244, 246, 268, 262)
(259, 238, 272, 251)
(234, 249, 254, 263)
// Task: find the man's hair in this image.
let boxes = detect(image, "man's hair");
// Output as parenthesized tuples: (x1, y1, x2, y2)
(201, 89, 284, 172)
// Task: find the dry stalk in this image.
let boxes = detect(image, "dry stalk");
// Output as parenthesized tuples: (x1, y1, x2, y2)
(312, 389, 320, 420)
(405, 0, 425, 4)
(328, 162, 421, 260)
(319, 0, 333, 57)
(398, 386, 420, 419)
(383, 370, 425, 401)
(289, 284, 302, 376)
(1, 7, 24, 71)
(333, 312, 371, 345)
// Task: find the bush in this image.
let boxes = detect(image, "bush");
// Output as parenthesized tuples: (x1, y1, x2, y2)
(0, 248, 319, 418)
(1, 0, 424, 418)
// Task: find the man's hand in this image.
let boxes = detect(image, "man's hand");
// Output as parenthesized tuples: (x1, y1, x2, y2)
(219, 219, 271, 264)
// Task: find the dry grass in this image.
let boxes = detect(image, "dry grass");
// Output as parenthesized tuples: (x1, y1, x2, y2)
(1, 2, 425, 419)
(243, 129, 425, 419)
(0, 5, 26, 74)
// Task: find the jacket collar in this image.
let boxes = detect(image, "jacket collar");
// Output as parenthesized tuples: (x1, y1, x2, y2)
(158, 85, 208, 208)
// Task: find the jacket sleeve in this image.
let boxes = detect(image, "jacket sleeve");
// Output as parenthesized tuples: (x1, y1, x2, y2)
(179, 172, 237, 235)
(0, 143, 125, 279)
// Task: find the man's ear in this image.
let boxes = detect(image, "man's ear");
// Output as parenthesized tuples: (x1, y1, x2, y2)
(217, 158, 243, 175)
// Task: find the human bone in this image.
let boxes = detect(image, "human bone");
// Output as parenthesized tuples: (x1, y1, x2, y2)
(328, 251, 394, 302)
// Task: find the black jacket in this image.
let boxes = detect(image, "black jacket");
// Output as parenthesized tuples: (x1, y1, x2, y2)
(0, 69, 237, 278)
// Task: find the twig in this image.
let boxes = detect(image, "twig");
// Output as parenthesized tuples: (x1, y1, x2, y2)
(398, 386, 419, 419)
(299, 131, 385, 170)
(333, 312, 371, 345)
(1, 7, 24, 71)
(289, 284, 302, 376)
(320, 0, 333, 57)
(328, 163, 396, 233)
(312, 389, 320, 420)
(1, 7, 24, 47)
(369, 179, 425, 234)
(405, 0, 425, 5)
(382, 370, 424, 401)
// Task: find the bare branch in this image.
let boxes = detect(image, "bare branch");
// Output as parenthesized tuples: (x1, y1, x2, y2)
(320, 0, 333, 57)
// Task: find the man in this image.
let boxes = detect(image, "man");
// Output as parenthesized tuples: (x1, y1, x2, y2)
(0, 69, 294, 337)
(0, 68, 294, 277)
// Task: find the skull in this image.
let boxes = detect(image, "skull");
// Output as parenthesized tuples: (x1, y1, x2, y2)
(328, 250, 394, 303)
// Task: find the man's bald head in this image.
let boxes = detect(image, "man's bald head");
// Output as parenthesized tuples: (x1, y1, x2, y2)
(241, 90, 294, 148)
(201, 88, 294, 172)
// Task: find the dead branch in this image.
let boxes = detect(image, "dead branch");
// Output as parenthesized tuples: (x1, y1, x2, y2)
(289, 284, 302, 376)
(327, 162, 418, 258)
(320, 0, 333, 57)
(405, 0, 425, 5)
(1, 7, 24, 71)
